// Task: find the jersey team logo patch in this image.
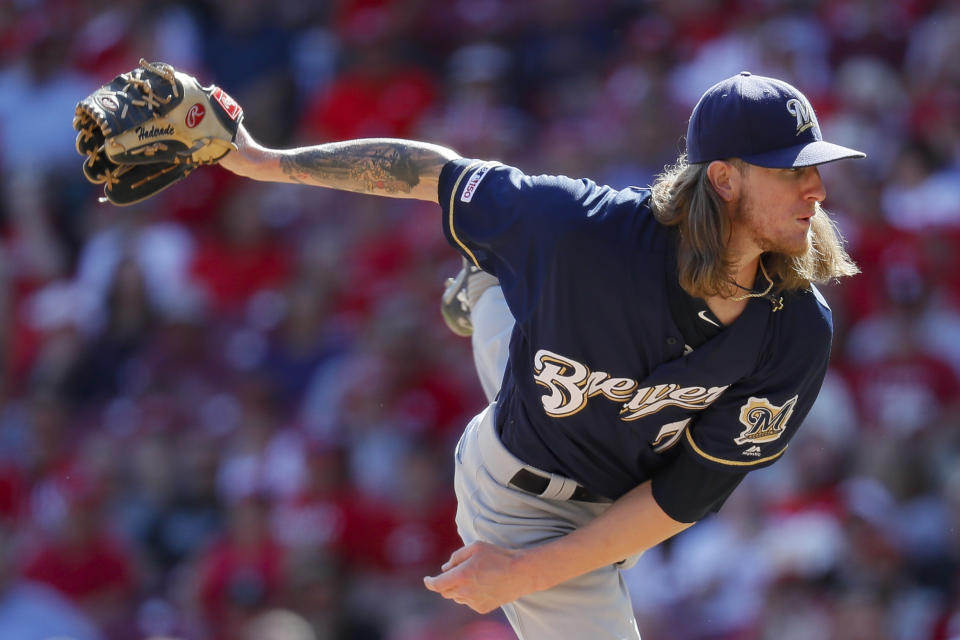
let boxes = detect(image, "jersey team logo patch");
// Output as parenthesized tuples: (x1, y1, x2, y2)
(734, 395, 798, 445)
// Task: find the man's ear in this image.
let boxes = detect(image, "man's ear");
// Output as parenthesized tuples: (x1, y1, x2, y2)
(706, 160, 742, 202)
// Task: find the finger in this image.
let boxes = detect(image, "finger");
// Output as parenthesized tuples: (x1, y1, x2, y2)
(424, 566, 466, 594)
(449, 593, 478, 611)
(423, 575, 456, 593)
(442, 541, 481, 572)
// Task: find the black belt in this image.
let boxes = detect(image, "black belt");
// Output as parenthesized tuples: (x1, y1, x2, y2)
(508, 468, 610, 503)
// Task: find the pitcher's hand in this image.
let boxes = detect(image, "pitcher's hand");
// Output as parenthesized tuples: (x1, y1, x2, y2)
(424, 541, 538, 614)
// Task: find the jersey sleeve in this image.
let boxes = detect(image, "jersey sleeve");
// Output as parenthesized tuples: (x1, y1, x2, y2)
(681, 286, 834, 472)
(651, 451, 745, 523)
(439, 158, 577, 272)
(437, 158, 618, 321)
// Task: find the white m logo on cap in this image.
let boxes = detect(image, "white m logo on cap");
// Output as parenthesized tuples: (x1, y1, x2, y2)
(785, 98, 814, 135)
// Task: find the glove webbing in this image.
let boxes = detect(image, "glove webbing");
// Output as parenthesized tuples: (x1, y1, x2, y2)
(121, 59, 178, 114)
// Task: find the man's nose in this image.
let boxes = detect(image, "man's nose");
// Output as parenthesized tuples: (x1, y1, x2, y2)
(805, 166, 826, 202)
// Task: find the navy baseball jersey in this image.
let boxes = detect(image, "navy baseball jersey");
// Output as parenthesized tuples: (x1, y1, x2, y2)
(438, 159, 833, 522)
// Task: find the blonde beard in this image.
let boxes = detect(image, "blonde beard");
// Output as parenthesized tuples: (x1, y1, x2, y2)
(731, 197, 816, 259)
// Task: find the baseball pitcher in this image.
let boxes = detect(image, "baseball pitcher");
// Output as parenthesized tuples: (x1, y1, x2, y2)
(75, 67, 865, 639)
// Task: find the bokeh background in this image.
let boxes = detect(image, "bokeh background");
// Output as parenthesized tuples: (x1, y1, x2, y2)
(1, 0, 959, 638)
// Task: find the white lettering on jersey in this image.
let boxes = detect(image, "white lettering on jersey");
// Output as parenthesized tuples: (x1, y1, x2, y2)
(532, 349, 728, 421)
(533, 350, 636, 417)
(619, 383, 729, 421)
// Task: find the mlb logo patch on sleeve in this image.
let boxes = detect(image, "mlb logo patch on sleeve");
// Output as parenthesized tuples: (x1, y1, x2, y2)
(461, 163, 496, 203)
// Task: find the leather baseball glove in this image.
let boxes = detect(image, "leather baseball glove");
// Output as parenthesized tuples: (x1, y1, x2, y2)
(73, 59, 243, 205)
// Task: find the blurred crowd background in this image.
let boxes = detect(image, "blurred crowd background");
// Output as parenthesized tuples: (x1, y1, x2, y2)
(0, 0, 959, 638)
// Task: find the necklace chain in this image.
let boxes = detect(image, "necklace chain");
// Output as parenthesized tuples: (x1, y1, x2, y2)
(729, 261, 773, 301)
(729, 261, 783, 311)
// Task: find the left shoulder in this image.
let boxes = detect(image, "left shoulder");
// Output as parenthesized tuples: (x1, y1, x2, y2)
(758, 284, 834, 372)
(777, 283, 834, 342)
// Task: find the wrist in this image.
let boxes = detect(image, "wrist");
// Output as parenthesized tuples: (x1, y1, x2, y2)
(513, 544, 563, 594)
(219, 126, 270, 178)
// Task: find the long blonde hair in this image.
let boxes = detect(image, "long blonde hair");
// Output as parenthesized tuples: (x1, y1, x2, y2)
(648, 155, 859, 298)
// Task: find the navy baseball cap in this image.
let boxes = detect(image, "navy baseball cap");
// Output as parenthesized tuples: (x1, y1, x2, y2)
(686, 71, 865, 168)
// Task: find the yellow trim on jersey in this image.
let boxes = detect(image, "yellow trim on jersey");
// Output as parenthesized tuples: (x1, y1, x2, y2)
(447, 161, 485, 268)
(685, 428, 787, 467)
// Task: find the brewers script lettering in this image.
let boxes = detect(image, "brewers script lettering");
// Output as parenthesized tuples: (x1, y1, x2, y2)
(533, 349, 728, 421)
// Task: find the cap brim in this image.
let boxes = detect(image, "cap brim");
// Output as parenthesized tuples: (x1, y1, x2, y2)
(741, 140, 866, 168)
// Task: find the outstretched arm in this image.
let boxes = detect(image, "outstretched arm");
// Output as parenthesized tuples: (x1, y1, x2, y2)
(219, 124, 461, 203)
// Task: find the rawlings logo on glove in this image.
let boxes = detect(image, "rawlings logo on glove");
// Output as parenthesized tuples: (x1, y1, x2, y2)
(185, 104, 206, 128)
(73, 59, 244, 205)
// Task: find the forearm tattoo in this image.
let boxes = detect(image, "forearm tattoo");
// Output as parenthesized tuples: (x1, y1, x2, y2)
(279, 141, 446, 195)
